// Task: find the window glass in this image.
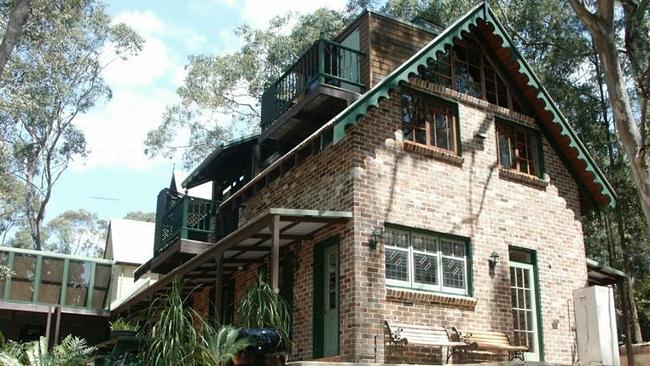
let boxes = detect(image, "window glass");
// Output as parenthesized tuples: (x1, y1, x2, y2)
(401, 89, 458, 153)
(10, 253, 36, 302)
(38, 258, 64, 304)
(66, 260, 91, 307)
(92, 264, 111, 308)
(417, 37, 521, 111)
(0, 251, 8, 297)
(496, 121, 541, 177)
(385, 227, 469, 295)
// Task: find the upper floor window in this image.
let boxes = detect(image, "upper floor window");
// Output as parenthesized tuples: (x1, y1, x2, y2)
(385, 226, 470, 296)
(401, 89, 459, 154)
(497, 121, 542, 177)
(419, 37, 523, 112)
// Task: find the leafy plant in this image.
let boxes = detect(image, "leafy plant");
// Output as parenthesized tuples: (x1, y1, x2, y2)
(0, 265, 14, 281)
(109, 318, 139, 332)
(143, 280, 208, 366)
(237, 273, 291, 349)
(204, 326, 253, 366)
(0, 336, 95, 366)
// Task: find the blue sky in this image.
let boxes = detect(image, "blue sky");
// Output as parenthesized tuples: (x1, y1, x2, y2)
(46, 0, 347, 223)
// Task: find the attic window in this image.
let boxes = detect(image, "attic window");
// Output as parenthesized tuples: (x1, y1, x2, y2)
(419, 37, 522, 112)
(496, 121, 542, 177)
(401, 89, 459, 154)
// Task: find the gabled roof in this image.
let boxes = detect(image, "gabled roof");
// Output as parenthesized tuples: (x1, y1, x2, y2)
(331, 2, 616, 208)
(104, 219, 155, 265)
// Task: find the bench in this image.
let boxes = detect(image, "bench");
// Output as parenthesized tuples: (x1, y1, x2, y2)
(452, 328, 527, 361)
(384, 321, 468, 364)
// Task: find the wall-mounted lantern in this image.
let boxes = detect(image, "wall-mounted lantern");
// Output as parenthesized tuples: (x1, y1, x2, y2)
(369, 227, 384, 250)
(489, 250, 500, 269)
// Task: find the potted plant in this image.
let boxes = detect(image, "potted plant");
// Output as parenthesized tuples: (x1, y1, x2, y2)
(109, 318, 139, 338)
(235, 273, 292, 365)
(205, 325, 253, 366)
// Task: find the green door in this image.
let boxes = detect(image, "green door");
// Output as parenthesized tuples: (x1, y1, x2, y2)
(313, 238, 339, 358)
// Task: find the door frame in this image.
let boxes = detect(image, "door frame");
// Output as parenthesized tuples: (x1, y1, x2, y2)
(313, 236, 340, 359)
(509, 246, 545, 362)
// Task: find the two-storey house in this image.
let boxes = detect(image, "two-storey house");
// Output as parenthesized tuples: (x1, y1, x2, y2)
(117, 3, 619, 364)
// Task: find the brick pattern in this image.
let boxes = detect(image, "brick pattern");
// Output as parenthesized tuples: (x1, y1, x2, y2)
(189, 23, 588, 366)
(349, 80, 586, 364)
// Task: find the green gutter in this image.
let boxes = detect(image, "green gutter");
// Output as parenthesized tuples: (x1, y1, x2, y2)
(330, 1, 616, 208)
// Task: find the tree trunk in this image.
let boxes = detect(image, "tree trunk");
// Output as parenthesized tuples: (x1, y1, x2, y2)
(0, 0, 31, 78)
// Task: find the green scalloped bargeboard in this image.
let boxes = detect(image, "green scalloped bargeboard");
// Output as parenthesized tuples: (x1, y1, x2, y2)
(331, 2, 616, 208)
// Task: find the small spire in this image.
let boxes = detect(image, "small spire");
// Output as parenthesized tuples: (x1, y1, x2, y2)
(169, 164, 178, 195)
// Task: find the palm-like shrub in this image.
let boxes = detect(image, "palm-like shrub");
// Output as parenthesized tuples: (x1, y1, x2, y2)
(237, 273, 292, 349)
(204, 326, 252, 366)
(0, 336, 95, 366)
(143, 280, 208, 366)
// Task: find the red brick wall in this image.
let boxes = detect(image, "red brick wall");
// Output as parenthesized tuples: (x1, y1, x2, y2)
(349, 79, 586, 364)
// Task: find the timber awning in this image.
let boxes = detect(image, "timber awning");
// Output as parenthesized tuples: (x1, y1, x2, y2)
(112, 208, 352, 315)
(587, 258, 626, 286)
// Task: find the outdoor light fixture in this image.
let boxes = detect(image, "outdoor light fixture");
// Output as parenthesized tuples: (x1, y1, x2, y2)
(369, 227, 384, 250)
(489, 250, 500, 269)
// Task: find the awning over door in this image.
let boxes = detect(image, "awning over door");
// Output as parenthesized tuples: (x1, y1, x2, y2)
(113, 208, 352, 315)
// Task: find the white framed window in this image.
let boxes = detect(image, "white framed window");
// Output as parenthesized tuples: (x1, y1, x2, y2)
(385, 227, 469, 296)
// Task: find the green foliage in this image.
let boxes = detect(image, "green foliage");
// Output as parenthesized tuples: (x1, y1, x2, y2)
(203, 325, 253, 366)
(237, 273, 291, 349)
(109, 318, 139, 332)
(0, 0, 143, 250)
(0, 336, 95, 366)
(0, 264, 14, 281)
(45, 209, 107, 257)
(123, 211, 156, 223)
(143, 280, 208, 366)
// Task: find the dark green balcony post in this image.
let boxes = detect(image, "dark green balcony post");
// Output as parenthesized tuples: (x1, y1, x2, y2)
(318, 33, 325, 84)
(181, 196, 190, 240)
(86, 262, 96, 308)
(32, 255, 43, 303)
(3, 251, 15, 300)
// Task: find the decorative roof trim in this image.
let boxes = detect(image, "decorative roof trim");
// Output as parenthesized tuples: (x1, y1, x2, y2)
(331, 2, 616, 207)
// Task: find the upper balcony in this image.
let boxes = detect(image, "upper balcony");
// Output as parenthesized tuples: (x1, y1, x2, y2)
(260, 37, 365, 145)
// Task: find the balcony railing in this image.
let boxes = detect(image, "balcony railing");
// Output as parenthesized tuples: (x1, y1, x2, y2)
(260, 38, 365, 130)
(154, 194, 215, 256)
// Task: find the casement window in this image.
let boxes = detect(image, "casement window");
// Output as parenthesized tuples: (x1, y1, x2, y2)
(419, 37, 523, 113)
(401, 89, 459, 154)
(496, 121, 542, 177)
(385, 227, 469, 296)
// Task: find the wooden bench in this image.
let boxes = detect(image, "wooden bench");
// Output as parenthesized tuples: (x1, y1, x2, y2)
(384, 321, 468, 364)
(451, 328, 527, 361)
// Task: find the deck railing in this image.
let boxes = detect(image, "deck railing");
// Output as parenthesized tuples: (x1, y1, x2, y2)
(0, 246, 113, 310)
(154, 194, 215, 256)
(260, 38, 365, 130)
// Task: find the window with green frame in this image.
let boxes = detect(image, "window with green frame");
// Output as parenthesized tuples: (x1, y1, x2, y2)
(496, 120, 543, 177)
(385, 226, 470, 296)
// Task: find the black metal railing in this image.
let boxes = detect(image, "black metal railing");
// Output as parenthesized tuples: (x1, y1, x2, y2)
(260, 38, 364, 130)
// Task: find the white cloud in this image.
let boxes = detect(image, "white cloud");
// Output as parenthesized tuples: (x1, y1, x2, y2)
(72, 10, 193, 171)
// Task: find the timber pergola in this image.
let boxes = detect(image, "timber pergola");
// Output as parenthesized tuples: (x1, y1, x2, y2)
(113, 208, 352, 319)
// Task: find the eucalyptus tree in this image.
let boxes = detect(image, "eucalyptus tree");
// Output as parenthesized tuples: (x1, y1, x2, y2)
(0, 0, 143, 250)
(46, 209, 107, 257)
(0, 0, 31, 78)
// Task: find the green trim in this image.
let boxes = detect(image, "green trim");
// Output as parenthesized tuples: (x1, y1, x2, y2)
(86, 262, 97, 308)
(313, 236, 340, 359)
(60, 258, 70, 306)
(0, 246, 113, 265)
(330, 2, 615, 207)
(32, 255, 43, 303)
(3, 251, 15, 300)
(467, 240, 474, 297)
(510, 246, 545, 362)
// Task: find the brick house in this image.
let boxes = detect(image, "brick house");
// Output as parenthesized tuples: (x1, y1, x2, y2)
(118, 3, 618, 364)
